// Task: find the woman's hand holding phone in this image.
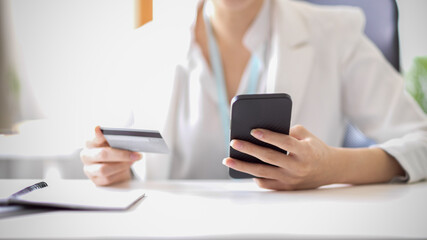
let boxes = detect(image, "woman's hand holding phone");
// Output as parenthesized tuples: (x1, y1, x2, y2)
(80, 126, 142, 186)
(223, 125, 336, 190)
(224, 124, 405, 190)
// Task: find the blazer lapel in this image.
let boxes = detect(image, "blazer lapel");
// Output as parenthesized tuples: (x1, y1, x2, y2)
(267, 0, 315, 124)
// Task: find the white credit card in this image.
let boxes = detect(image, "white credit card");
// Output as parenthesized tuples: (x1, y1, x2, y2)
(100, 127, 169, 154)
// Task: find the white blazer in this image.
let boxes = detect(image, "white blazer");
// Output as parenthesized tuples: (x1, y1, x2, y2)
(129, 0, 427, 182)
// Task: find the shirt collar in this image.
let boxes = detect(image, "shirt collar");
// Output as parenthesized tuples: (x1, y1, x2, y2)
(243, 0, 271, 60)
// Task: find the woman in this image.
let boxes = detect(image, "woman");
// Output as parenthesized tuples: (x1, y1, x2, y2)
(80, 0, 427, 190)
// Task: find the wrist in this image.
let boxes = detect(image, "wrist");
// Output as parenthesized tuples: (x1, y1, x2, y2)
(326, 146, 348, 184)
(328, 147, 405, 185)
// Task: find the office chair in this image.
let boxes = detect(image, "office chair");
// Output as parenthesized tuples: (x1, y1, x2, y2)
(304, 0, 401, 148)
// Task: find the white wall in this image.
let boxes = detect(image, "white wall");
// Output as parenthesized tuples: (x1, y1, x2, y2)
(9, 0, 135, 145)
(9, 0, 196, 143)
(397, 0, 427, 72)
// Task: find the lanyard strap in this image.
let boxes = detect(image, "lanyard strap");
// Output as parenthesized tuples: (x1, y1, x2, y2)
(203, 3, 262, 147)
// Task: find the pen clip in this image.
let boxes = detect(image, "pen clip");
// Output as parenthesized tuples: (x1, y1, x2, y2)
(9, 181, 48, 199)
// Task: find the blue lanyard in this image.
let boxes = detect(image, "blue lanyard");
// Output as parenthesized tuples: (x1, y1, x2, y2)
(203, 4, 262, 147)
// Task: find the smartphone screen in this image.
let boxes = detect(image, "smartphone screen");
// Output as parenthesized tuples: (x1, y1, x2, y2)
(229, 93, 292, 178)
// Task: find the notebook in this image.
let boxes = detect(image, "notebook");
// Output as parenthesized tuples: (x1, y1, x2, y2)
(0, 181, 145, 211)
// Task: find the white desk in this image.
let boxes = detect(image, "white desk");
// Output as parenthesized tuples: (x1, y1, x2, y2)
(0, 179, 426, 239)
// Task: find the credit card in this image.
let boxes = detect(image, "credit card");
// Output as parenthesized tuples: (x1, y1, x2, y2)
(100, 127, 169, 154)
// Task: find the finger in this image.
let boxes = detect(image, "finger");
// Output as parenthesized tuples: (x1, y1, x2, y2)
(91, 168, 132, 186)
(230, 139, 296, 170)
(250, 128, 301, 154)
(80, 147, 142, 164)
(289, 125, 311, 140)
(222, 157, 280, 179)
(83, 162, 133, 178)
(86, 126, 109, 148)
(254, 178, 295, 191)
(253, 178, 281, 190)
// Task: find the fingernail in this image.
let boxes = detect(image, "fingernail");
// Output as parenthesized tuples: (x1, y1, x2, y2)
(222, 158, 234, 167)
(222, 158, 227, 165)
(131, 152, 142, 161)
(251, 129, 263, 139)
(230, 140, 243, 150)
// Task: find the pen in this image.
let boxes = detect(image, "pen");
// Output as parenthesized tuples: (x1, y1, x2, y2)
(10, 181, 48, 198)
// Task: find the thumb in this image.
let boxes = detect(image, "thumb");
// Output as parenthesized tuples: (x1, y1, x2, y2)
(86, 126, 109, 148)
(289, 125, 311, 140)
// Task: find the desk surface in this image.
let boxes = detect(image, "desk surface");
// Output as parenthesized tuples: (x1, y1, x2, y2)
(0, 179, 426, 239)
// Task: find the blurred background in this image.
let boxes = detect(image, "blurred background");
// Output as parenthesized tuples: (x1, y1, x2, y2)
(0, 0, 426, 180)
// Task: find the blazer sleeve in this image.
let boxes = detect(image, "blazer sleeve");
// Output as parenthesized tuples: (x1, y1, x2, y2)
(340, 13, 427, 183)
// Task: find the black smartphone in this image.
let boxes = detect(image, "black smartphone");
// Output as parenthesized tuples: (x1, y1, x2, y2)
(229, 93, 292, 178)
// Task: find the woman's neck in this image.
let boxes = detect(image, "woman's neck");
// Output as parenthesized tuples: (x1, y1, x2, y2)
(210, 0, 264, 46)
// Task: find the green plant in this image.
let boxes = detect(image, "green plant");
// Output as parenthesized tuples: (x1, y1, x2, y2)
(405, 56, 427, 113)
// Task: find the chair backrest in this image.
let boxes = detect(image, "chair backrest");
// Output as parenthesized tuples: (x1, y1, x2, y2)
(304, 0, 400, 71)
(304, 0, 400, 147)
